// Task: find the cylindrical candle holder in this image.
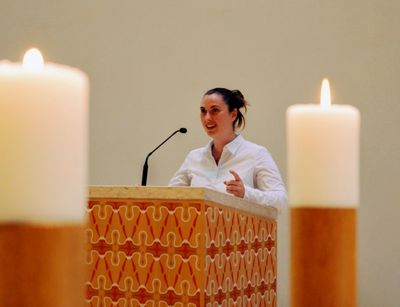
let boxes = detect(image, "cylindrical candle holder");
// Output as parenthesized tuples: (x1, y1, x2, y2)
(0, 224, 86, 306)
(287, 79, 360, 307)
(0, 49, 88, 306)
(291, 207, 357, 307)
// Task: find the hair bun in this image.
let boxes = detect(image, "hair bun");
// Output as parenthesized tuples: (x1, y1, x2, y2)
(231, 89, 247, 109)
(231, 89, 244, 100)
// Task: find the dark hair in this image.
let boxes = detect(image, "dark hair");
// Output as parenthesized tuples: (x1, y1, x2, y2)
(204, 87, 248, 130)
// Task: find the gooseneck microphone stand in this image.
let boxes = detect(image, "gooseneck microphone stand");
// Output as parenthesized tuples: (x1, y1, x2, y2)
(141, 128, 187, 186)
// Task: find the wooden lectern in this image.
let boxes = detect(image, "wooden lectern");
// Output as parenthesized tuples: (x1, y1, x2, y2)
(86, 186, 278, 306)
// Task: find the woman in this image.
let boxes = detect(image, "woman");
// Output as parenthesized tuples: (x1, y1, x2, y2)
(169, 88, 287, 212)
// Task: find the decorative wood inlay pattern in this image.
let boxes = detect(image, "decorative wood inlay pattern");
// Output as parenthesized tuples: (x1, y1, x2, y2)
(86, 188, 277, 306)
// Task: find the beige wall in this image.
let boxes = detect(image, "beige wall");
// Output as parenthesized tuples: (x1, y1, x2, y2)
(2, 0, 399, 305)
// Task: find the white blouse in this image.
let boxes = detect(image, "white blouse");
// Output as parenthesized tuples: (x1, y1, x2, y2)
(169, 135, 287, 212)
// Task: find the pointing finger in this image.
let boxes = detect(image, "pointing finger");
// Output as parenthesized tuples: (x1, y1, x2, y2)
(229, 170, 242, 181)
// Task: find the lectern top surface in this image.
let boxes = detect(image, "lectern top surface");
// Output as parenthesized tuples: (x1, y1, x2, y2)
(89, 186, 277, 220)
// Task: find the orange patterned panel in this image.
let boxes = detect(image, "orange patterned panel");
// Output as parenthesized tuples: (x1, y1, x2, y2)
(86, 199, 277, 307)
(87, 199, 203, 306)
(204, 204, 277, 307)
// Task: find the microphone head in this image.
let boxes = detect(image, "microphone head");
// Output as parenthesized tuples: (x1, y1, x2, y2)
(179, 127, 187, 134)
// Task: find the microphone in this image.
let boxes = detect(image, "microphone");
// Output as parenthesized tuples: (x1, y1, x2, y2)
(141, 127, 187, 186)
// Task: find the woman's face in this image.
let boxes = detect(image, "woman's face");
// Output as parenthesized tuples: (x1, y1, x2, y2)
(200, 93, 238, 141)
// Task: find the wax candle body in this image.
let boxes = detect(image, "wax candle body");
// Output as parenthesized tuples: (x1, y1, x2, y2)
(287, 104, 360, 207)
(0, 61, 88, 222)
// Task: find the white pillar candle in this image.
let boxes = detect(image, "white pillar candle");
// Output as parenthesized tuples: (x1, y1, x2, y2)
(0, 48, 88, 222)
(287, 79, 360, 207)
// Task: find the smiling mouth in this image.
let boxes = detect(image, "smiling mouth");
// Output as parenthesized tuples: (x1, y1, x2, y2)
(206, 124, 216, 130)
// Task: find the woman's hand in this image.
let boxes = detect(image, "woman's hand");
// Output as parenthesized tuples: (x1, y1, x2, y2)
(224, 170, 245, 198)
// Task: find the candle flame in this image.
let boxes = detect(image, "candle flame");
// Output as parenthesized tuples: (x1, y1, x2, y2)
(320, 78, 331, 108)
(22, 48, 44, 72)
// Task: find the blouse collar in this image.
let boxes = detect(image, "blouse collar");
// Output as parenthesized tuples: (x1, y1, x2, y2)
(206, 134, 244, 156)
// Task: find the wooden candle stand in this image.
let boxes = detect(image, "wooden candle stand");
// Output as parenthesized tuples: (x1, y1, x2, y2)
(291, 208, 357, 307)
(0, 223, 86, 307)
